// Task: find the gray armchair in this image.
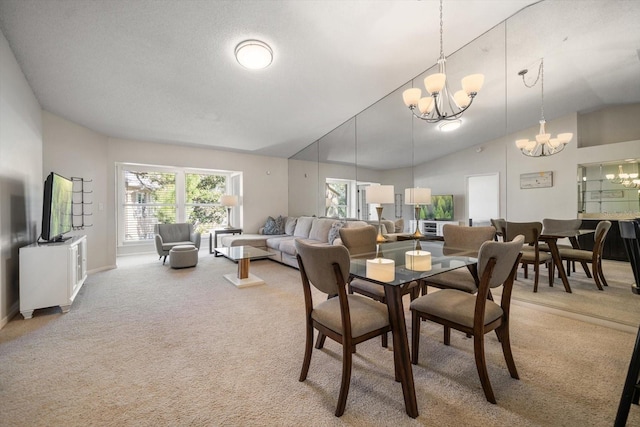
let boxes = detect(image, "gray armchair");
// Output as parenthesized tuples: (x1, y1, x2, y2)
(154, 223, 201, 264)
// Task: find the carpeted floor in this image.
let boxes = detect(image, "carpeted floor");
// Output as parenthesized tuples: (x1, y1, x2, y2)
(1, 250, 639, 426)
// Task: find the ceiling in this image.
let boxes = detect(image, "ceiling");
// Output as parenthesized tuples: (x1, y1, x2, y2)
(0, 0, 540, 161)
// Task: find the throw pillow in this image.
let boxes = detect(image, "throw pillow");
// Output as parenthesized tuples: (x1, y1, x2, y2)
(275, 215, 286, 234)
(263, 216, 281, 235)
(284, 217, 297, 235)
(395, 218, 405, 233)
(327, 221, 346, 245)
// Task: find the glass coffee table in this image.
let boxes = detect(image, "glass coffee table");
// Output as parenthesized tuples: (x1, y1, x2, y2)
(214, 245, 275, 288)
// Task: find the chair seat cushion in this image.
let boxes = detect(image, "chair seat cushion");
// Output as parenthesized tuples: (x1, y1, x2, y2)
(519, 249, 553, 263)
(162, 241, 197, 251)
(422, 269, 477, 293)
(349, 278, 419, 299)
(312, 294, 389, 338)
(558, 248, 593, 261)
(410, 289, 503, 329)
(538, 243, 572, 252)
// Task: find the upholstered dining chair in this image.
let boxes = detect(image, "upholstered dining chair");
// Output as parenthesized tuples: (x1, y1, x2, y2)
(540, 218, 583, 274)
(338, 225, 419, 348)
(410, 236, 523, 404)
(421, 224, 497, 296)
(295, 239, 391, 417)
(619, 220, 640, 295)
(503, 221, 554, 292)
(558, 220, 611, 290)
(490, 218, 506, 241)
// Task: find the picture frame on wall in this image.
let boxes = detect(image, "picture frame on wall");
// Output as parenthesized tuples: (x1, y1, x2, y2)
(520, 171, 553, 189)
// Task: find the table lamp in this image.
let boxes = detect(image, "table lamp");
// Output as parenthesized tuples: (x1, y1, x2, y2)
(405, 187, 432, 237)
(220, 195, 238, 229)
(366, 185, 394, 243)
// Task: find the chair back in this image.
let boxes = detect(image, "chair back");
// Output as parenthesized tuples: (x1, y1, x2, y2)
(295, 239, 351, 295)
(504, 221, 542, 245)
(593, 220, 612, 256)
(490, 218, 506, 238)
(339, 225, 377, 257)
(442, 224, 497, 255)
(619, 220, 640, 288)
(155, 223, 193, 242)
(477, 236, 525, 289)
(542, 218, 582, 234)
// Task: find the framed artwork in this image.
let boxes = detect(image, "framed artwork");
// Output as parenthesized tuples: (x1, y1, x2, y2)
(395, 193, 403, 218)
(520, 171, 553, 189)
(589, 190, 624, 200)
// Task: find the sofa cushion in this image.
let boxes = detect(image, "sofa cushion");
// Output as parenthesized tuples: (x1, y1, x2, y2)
(344, 220, 368, 229)
(221, 234, 271, 248)
(394, 218, 405, 233)
(284, 217, 297, 235)
(266, 235, 294, 251)
(293, 216, 314, 238)
(309, 218, 337, 243)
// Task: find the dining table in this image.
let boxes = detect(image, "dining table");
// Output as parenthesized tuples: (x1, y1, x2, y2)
(348, 239, 478, 418)
(538, 229, 595, 293)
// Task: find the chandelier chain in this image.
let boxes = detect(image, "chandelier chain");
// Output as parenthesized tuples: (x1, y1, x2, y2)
(439, 0, 444, 59)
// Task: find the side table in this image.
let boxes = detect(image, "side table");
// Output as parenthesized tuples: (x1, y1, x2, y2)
(210, 228, 243, 255)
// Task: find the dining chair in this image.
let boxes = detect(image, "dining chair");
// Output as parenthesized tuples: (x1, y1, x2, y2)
(503, 221, 554, 292)
(540, 218, 583, 274)
(410, 236, 524, 404)
(338, 225, 419, 348)
(421, 224, 497, 295)
(295, 239, 391, 417)
(619, 220, 640, 295)
(490, 218, 506, 241)
(558, 220, 611, 290)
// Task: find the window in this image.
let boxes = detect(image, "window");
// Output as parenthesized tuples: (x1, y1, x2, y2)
(325, 178, 355, 218)
(118, 164, 240, 245)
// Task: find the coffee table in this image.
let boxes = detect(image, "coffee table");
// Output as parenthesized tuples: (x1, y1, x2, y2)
(214, 245, 274, 288)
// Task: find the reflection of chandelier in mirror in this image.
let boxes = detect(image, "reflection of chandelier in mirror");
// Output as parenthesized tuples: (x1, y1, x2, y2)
(606, 165, 640, 189)
(401, 0, 484, 124)
(515, 58, 573, 157)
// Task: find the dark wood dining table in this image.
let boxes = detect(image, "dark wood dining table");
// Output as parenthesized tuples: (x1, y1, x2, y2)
(538, 229, 595, 293)
(348, 240, 477, 418)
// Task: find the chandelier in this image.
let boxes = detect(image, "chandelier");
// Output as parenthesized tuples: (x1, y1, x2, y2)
(401, 0, 484, 123)
(515, 58, 573, 157)
(606, 165, 640, 189)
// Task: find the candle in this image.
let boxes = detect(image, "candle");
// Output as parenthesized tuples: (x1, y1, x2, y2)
(405, 250, 432, 271)
(366, 258, 395, 282)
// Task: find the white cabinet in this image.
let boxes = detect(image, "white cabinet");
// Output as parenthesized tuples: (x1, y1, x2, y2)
(19, 235, 87, 319)
(409, 220, 458, 237)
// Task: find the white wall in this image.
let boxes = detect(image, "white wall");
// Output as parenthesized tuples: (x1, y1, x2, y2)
(0, 30, 43, 327)
(42, 112, 110, 271)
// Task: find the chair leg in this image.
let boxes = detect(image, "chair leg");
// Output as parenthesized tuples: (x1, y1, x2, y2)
(533, 263, 539, 293)
(497, 324, 519, 380)
(315, 333, 327, 349)
(566, 259, 571, 277)
(548, 261, 554, 287)
(336, 339, 353, 417)
(598, 260, 609, 287)
(580, 261, 592, 278)
(473, 333, 496, 404)
(592, 261, 604, 291)
(162, 255, 167, 264)
(523, 264, 528, 279)
(381, 333, 388, 348)
(299, 324, 314, 382)
(444, 326, 451, 346)
(411, 311, 421, 365)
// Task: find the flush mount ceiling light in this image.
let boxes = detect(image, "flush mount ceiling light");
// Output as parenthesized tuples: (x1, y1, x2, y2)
(515, 58, 573, 157)
(234, 40, 273, 70)
(438, 119, 461, 132)
(402, 0, 484, 123)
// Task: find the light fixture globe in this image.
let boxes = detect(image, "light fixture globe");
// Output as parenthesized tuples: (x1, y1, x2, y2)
(235, 40, 273, 70)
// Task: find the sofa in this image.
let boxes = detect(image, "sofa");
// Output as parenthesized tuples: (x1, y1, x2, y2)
(154, 223, 201, 264)
(219, 216, 407, 269)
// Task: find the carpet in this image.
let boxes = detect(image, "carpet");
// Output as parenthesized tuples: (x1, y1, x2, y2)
(1, 251, 639, 426)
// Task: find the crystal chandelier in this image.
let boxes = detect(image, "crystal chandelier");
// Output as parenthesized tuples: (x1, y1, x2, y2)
(401, 0, 484, 123)
(606, 165, 640, 189)
(515, 58, 573, 157)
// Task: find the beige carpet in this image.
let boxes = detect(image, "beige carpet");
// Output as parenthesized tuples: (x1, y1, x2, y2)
(1, 251, 639, 426)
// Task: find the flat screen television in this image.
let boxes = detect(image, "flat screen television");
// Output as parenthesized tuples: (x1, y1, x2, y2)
(420, 194, 454, 221)
(41, 172, 73, 242)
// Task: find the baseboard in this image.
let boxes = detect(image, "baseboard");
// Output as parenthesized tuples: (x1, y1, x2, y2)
(88, 265, 117, 275)
(0, 300, 20, 330)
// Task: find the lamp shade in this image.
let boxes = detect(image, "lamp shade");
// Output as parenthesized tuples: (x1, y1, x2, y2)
(405, 188, 431, 205)
(424, 73, 446, 94)
(366, 185, 394, 204)
(220, 195, 238, 207)
(402, 88, 421, 107)
(461, 74, 484, 94)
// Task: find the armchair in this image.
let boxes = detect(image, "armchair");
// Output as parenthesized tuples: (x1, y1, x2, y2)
(154, 223, 201, 264)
